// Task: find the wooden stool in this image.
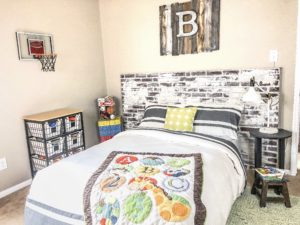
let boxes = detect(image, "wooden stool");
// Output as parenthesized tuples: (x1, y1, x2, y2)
(251, 176, 291, 208)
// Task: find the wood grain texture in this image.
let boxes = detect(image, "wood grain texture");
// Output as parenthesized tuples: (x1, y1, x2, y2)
(171, 3, 179, 56)
(211, 0, 220, 50)
(23, 108, 82, 121)
(178, 3, 184, 55)
(191, 0, 199, 54)
(183, 2, 193, 54)
(198, 0, 206, 52)
(160, 5, 167, 55)
(204, 0, 213, 51)
(160, 0, 220, 55)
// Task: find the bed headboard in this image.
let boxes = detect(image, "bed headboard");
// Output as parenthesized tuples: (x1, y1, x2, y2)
(120, 68, 281, 168)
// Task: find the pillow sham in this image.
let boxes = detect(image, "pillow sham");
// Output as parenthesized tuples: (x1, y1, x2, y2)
(164, 107, 197, 132)
(138, 103, 242, 140)
(193, 104, 242, 140)
(138, 104, 167, 129)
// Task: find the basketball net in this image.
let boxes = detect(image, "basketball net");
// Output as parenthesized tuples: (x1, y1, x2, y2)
(34, 54, 57, 72)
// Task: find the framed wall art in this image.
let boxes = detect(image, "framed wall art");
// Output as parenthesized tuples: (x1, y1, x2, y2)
(160, 0, 220, 56)
(16, 32, 54, 60)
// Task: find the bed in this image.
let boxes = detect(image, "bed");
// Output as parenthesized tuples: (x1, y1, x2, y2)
(25, 68, 281, 225)
(25, 105, 246, 225)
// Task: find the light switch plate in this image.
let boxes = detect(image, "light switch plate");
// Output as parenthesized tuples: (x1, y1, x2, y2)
(269, 50, 278, 63)
(0, 158, 7, 171)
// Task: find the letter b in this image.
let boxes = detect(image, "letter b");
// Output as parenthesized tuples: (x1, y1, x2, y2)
(176, 11, 198, 37)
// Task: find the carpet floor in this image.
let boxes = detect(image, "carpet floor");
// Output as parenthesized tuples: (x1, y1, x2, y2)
(227, 188, 300, 225)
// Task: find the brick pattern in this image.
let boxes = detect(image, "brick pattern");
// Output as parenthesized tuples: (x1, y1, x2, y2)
(121, 68, 281, 168)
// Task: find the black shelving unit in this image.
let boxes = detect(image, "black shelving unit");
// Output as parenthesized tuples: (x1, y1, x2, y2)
(24, 108, 86, 177)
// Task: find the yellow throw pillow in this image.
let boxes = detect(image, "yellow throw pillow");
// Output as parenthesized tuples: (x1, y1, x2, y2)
(164, 107, 197, 132)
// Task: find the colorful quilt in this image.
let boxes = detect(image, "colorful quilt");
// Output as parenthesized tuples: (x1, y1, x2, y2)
(83, 151, 206, 225)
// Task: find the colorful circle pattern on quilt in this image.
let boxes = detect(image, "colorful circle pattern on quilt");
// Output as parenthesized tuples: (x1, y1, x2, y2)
(96, 196, 120, 225)
(110, 164, 133, 174)
(141, 156, 165, 166)
(124, 192, 152, 223)
(163, 168, 190, 177)
(135, 165, 160, 176)
(100, 175, 126, 192)
(163, 177, 190, 192)
(169, 194, 191, 220)
(128, 176, 158, 191)
(116, 155, 138, 165)
(167, 158, 190, 168)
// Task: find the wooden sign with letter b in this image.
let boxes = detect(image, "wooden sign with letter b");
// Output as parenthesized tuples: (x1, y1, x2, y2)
(160, 0, 220, 56)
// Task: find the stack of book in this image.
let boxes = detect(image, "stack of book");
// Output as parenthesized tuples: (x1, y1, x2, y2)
(255, 167, 285, 181)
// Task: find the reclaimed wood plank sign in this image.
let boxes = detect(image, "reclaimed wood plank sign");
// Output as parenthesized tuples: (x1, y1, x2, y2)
(160, 0, 220, 56)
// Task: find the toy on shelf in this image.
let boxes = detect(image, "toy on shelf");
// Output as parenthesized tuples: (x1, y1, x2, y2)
(96, 96, 122, 143)
(97, 96, 116, 120)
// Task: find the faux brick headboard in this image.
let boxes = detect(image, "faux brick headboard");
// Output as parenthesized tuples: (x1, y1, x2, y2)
(120, 68, 281, 168)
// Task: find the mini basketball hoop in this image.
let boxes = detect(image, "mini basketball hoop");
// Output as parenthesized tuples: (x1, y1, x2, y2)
(34, 54, 57, 72)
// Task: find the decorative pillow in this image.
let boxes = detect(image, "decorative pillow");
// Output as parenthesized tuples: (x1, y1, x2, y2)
(164, 107, 197, 132)
(193, 104, 242, 140)
(138, 105, 167, 129)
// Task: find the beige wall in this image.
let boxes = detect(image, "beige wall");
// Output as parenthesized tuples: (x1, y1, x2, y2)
(0, 0, 106, 191)
(99, 0, 297, 127)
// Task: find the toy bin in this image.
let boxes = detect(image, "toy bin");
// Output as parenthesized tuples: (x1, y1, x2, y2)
(32, 154, 65, 171)
(100, 136, 113, 142)
(27, 119, 63, 139)
(29, 137, 65, 158)
(99, 125, 112, 136)
(67, 131, 83, 150)
(65, 114, 81, 133)
(97, 117, 122, 143)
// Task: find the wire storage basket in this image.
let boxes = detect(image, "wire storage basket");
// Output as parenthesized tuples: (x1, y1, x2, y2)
(65, 114, 81, 133)
(27, 119, 63, 139)
(29, 137, 65, 158)
(32, 154, 66, 171)
(66, 131, 83, 150)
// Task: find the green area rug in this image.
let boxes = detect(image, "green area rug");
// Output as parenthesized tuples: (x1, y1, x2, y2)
(227, 188, 300, 225)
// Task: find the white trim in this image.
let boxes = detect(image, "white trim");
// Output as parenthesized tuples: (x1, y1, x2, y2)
(284, 169, 292, 175)
(291, 2, 300, 176)
(0, 179, 32, 199)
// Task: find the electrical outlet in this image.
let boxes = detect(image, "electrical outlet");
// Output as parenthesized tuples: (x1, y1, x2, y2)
(269, 50, 278, 63)
(0, 158, 7, 171)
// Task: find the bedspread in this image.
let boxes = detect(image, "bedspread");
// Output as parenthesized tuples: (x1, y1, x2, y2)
(25, 128, 246, 225)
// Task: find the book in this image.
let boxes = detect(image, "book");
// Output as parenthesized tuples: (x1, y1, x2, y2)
(255, 167, 285, 181)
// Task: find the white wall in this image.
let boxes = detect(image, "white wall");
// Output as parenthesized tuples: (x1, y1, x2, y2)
(99, 0, 297, 129)
(0, 0, 106, 191)
(99, 0, 297, 168)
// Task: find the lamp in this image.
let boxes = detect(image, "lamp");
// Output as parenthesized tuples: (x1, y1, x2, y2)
(242, 77, 279, 134)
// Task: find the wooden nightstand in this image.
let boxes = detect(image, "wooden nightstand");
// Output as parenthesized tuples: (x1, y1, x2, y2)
(249, 128, 292, 208)
(249, 128, 292, 169)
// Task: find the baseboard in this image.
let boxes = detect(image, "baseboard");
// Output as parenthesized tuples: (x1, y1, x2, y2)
(0, 179, 32, 199)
